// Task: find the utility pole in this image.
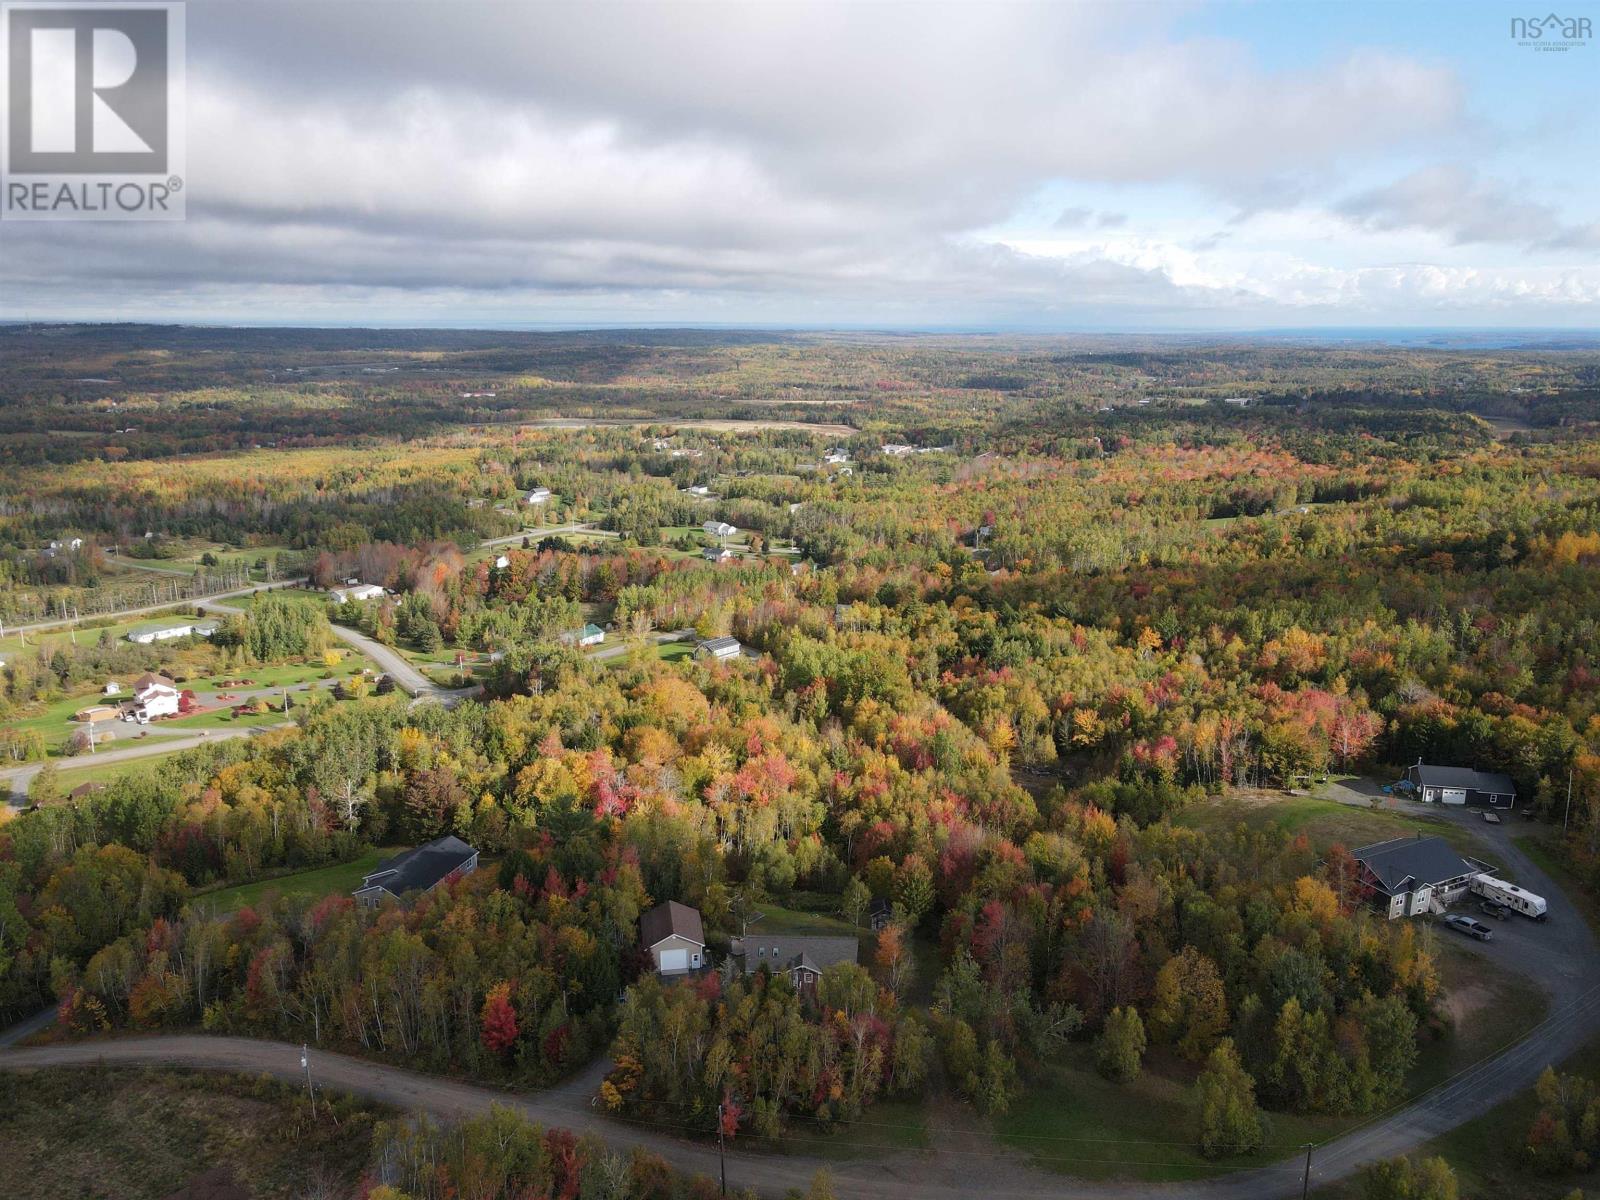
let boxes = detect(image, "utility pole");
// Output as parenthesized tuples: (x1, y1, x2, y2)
(1565, 767, 1575, 834)
(301, 1043, 314, 1117)
(717, 1102, 727, 1196)
(1301, 1142, 1314, 1199)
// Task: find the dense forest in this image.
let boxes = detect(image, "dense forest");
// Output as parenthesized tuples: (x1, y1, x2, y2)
(3, 327, 1600, 1196)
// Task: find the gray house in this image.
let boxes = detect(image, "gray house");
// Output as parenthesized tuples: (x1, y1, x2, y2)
(739, 934, 858, 993)
(1353, 835, 1480, 919)
(1405, 763, 1517, 811)
(641, 901, 706, 975)
(353, 835, 478, 907)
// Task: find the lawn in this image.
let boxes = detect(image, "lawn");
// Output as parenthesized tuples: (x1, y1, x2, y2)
(746, 1096, 931, 1161)
(749, 898, 863, 937)
(191, 848, 398, 912)
(995, 1043, 1348, 1181)
(0, 1066, 386, 1200)
(1175, 790, 1491, 861)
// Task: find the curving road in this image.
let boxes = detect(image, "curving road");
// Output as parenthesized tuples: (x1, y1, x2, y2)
(4, 809, 1596, 1200)
(2, 578, 308, 638)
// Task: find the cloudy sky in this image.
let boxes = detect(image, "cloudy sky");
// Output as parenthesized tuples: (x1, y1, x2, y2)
(3, 0, 1599, 329)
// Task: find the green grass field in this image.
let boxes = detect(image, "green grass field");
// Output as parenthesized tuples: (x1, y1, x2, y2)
(1175, 790, 1491, 860)
(190, 848, 398, 913)
(749, 899, 862, 936)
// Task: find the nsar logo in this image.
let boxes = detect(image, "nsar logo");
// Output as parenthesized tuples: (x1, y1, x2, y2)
(1510, 12, 1592, 51)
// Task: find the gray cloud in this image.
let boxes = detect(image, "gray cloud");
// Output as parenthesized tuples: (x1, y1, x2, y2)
(15, 0, 1596, 326)
(1339, 165, 1600, 250)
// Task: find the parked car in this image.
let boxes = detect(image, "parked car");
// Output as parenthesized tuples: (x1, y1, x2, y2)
(1478, 899, 1510, 920)
(1444, 914, 1494, 942)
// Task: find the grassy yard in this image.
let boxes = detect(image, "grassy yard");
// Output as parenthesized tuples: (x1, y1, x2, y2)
(1175, 790, 1491, 860)
(996, 1043, 1349, 1181)
(0, 1066, 386, 1200)
(749, 899, 863, 937)
(748, 1096, 931, 1161)
(190, 848, 397, 912)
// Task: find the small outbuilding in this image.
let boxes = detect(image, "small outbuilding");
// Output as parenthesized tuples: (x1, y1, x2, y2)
(641, 900, 706, 976)
(1405, 763, 1517, 811)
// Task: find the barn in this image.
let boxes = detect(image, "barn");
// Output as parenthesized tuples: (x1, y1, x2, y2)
(1405, 763, 1517, 811)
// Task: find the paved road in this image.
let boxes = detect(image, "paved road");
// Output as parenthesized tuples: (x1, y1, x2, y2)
(479, 522, 616, 550)
(201, 598, 477, 706)
(2, 579, 308, 638)
(2, 724, 290, 804)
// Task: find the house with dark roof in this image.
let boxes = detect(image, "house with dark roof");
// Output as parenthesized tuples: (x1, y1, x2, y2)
(1405, 763, 1517, 811)
(739, 934, 858, 993)
(1352, 835, 1481, 919)
(352, 835, 478, 907)
(641, 900, 706, 975)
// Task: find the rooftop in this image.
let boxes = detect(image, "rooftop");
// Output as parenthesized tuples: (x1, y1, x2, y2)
(1353, 835, 1478, 893)
(1411, 764, 1517, 795)
(360, 835, 477, 897)
(742, 934, 858, 975)
(641, 900, 705, 948)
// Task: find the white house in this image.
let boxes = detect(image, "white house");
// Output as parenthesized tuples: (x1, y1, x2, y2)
(703, 520, 736, 538)
(131, 672, 181, 720)
(641, 901, 706, 975)
(329, 583, 386, 604)
(695, 636, 743, 660)
(103, 681, 122, 697)
(881, 443, 915, 457)
(126, 619, 219, 645)
(703, 546, 735, 563)
(524, 487, 552, 505)
(494, 554, 511, 570)
(822, 449, 850, 464)
(684, 485, 715, 498)
(560, 623, 606, 647)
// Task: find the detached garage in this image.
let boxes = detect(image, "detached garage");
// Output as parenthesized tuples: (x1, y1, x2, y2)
(641, 900, 706, 977)
(1406, 763, 1517, 811)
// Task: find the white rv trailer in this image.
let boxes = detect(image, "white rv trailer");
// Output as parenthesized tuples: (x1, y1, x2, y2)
(1470, 873, 1548, 920)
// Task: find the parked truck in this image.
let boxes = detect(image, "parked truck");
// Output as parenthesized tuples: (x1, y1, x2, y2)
(1470, 873, 1548, 920)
